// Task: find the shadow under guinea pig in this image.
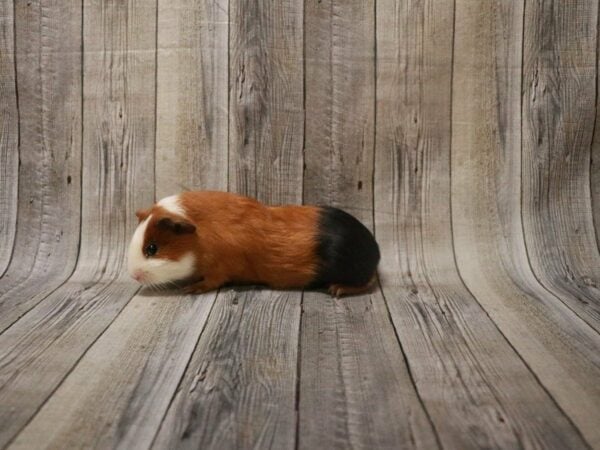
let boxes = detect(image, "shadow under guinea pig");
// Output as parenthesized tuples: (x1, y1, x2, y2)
(135, 281, 272, 298)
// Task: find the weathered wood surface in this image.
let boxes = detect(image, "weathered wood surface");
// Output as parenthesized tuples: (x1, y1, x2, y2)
(452, 1, 600, 446)
(521, 0, 600, 331)
(154, 289, 301, 450)
(300, 2, 436, 448)
(0, 0, 82, 333)
(153, 1, 304, 448)
(303, 0, 374, 218)
(375, 0, 591, 449)
(228, 0, 303, 205)
(10, 1, 228, 447)
(0, 0, 18, 275)
(1, 0, 599, 449)
(0, 0, 154, 447)
(155, 0, 229, 195)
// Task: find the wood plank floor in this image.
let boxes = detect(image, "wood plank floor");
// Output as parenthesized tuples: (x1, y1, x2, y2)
(1, 0, 599, 449)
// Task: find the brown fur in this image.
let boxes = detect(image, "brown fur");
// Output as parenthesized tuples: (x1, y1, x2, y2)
(137, 191, 321, 293)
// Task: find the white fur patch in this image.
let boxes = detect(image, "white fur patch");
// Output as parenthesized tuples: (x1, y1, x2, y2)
(127, 215, 196, 286)
(127, 216, 151, 278)
(158, 194, 186, 217)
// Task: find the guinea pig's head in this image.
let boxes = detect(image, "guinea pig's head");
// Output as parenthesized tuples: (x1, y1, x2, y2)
(127, 208, 197, 287)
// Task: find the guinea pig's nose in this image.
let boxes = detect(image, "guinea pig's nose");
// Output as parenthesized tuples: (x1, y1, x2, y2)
(132, 270, 145, 282)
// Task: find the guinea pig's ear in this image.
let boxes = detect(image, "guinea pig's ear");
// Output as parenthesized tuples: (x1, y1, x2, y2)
(157, 217, 196, 235)
(135, 209, 151, 223)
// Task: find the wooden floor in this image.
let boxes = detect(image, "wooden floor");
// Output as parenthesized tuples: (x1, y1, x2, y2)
(2, 0, 600, 449)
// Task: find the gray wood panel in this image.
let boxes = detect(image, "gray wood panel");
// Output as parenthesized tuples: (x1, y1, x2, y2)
(9, 292, 216, 450)
(303, 0, 374, 217)
(10, 1, 231, 447)
(451, 1, 600, 446)
(153, 289, 301, 450)
(228, 0, 303, 205)
(0, 0, 18, 275)
(0, 0, 82, 333)
(155, 0, 229, 195)
(299, 292, 437, 449)
(153, 1, 304, 448)
(375, 0, 589, 448)
(0, 0, 155, 447)
(1, 1, 599, 448)
(300, 1, 436, 448)
(594, 31, 600, 252)
(522, 0, 600, 331)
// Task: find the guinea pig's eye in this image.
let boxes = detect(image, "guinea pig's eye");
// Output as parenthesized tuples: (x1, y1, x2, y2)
(144, 243, 158, 257)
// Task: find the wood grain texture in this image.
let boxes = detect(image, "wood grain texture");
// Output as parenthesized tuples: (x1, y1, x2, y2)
(522, 0, 600, 331)
(1, 1, 599, 448)
(0, 0, 19, 275)
(0, 0, 155, 447)
(153, 289, 300, 450)
(303, 0, 374, 217)
(594, 14, 600, 253)
(10, 292, 215, 450)
(375, 0, 588, 448)
(153, 2, 304, 448)
(299, 292, 437, 450)
(301, 2, 436, 448)
(0, 0, 82, 333)
(156, 0, 228, 195)
(451, 1, 600, 446)
(228, 0, 303, 205)
(12, 1, 231, 446)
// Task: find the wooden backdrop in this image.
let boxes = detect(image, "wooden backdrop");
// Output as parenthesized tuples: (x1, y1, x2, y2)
(1, 0, 599, 449)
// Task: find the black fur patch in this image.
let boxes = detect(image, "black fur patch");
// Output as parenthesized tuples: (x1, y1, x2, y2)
(312, 207, 380, 287)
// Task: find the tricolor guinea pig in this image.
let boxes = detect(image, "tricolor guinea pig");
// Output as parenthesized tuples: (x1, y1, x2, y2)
(127, 191, 380, 297)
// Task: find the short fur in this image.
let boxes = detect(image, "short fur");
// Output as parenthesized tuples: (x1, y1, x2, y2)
(127, 191, 380, 296)
(312, 206, 381, 288)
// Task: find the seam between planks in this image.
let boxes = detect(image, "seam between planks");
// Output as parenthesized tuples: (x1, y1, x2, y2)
(77, 0, 84, 285)
(375, 280, 443, 449)
(226, 0, 230, 192)
(590, 0, 600, 253)
(295, 0, 306, 446)
(153, 0, 158, 203)
(371, 0, 376, 243)
(293, 291, 303, 450)
(1, 0, 21, 280)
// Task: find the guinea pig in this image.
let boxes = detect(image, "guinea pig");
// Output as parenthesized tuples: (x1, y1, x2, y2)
(127, 191, 380, 297)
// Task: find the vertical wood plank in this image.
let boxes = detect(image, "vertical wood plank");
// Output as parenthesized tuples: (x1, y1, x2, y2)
(375, 0, 589, 448)
(451, 1, 600, 446)
(594, 18, 600, 251)
(0, 0, 155, 447)
(10, 1, 229, 447)
(300, 1, 436, 448)
(522, 0, 600, 330)
(0, 0, 19, 275)
(9, 293, 215, 450)
(153, 1, 303, 447)
(303, 0, 374, 217)
(155, 0, 228, 195)
(0, 0, 82, 333)
(228, 0, 303, 205)
(78, 0, 156, 268)
(153, 289, 301, 450)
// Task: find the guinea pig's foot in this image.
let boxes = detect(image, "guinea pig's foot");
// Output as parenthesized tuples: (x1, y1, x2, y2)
(181, 278, 222, 295)
(328, 283, 373, 298)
